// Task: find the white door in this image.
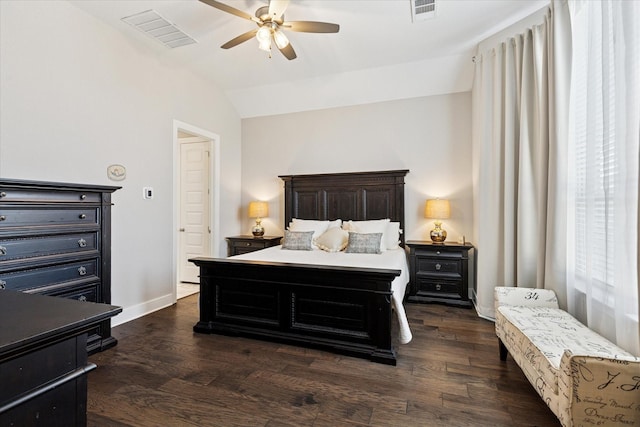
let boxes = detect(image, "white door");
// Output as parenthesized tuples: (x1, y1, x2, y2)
(179, 140, 210, 283)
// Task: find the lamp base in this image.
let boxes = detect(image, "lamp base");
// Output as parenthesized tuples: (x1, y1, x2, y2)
(252, 220, 264, 237)
(430, 222, 447, 243)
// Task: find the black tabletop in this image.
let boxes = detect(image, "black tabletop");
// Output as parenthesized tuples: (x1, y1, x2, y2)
(0, 290, 122, 360)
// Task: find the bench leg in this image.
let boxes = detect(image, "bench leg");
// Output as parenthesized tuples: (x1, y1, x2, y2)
(498, 338, 508, 361)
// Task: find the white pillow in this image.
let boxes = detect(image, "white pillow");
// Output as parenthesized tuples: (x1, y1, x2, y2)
(289, 219, 342, 247)
(314, 226, 349, 252)
(385, 222, 401, 250)
(344, 219, 390, 252)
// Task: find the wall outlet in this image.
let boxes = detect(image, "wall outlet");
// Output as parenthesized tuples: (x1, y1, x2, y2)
(143, 187, 154, 199)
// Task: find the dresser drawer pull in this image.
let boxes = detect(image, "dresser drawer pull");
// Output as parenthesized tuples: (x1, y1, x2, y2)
(0, 216, 5, 221)
(0, 192, 6, 198)
(436, 284, 441, 291)
(435, 263, 441, 270)
(79, 295, 88, 302)
(78, 266, 87, 276)
(436, 251, 441, 255)
(80, 194, 87, 200)
(79, 213, 86, 219)
(0, 280, 6, 289)
(246, 242, 251, 246)
(0, 246, 6, 256)
(78, 238, 87, 248)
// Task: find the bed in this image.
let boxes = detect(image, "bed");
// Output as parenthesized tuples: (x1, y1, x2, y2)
(189, 169, 410, 365)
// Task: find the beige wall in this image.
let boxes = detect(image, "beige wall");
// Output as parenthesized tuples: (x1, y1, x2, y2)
(241, 93, 473, 243)
(0, 1, 243, 324)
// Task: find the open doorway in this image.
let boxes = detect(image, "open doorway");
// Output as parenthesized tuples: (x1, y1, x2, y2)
(173, 121, 221, 301)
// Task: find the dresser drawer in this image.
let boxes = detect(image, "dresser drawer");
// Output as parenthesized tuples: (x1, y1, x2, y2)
(416, 257, 461, 277)
(0, 259, 99, 293)
(0, 207, 99, 228)
(0, 232, 99, 262)
(0, 188, 101, 204)
(47, 282, 100, 303)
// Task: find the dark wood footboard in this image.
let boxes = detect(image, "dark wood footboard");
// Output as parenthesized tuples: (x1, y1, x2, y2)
(189, 257, 401, 365)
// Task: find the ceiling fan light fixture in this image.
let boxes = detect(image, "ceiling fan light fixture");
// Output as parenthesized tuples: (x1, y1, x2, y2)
(273, 28, 289, 49)
(256, 25, 271, 41)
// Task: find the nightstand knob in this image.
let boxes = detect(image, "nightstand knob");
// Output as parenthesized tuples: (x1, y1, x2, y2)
(0, 192, 6, 198)
(246, 242, 251, 246)
(80, 194, 87, 200)
(0, 246, 6, 256)
(78, 266, 87, 276)
(435, 263, 441, 271)
(79, 214, 86, 219)
(436, 284, 441, 291)
(0, 280, 6, 289)
(436, 251, 441, 255)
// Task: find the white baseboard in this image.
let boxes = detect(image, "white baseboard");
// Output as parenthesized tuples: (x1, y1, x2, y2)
(111, 293, 174, 327)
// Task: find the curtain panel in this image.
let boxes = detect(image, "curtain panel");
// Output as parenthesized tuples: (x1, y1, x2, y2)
(471, 3, 571, 320)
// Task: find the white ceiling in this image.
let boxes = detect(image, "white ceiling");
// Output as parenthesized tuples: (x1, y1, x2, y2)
(70, 0, 548, 118)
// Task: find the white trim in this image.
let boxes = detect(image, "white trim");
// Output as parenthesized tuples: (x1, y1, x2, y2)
(111, 293, 174, 327)
(172, 120, 221, 303)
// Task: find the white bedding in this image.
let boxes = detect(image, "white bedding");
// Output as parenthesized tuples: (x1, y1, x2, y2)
(232, 246, 413, 344)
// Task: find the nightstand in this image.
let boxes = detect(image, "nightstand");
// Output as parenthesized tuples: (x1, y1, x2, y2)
(406, 241, 475, 307)
(226, 235, 282, 256)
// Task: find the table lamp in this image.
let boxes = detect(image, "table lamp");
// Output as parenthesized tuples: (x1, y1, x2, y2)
(425, 199, 450, 243)
(248, 201, 268, 237)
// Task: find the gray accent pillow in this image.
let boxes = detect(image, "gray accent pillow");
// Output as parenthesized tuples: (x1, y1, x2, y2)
(345, 232, 383, 254)
(282, 230, 314, 250)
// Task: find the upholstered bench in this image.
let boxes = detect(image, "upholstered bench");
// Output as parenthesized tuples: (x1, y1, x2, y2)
(494, 287, 640, 427)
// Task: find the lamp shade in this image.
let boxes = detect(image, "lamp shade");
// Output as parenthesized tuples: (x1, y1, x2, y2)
(424, 199, 450, 219)
(248, 201, 269, 218)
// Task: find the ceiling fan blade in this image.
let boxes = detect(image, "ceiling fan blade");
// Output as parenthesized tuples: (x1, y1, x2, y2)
(278, 42, 297, 60)
(220, 29, 258, 49)
(283, 21, 340, 33)
(199, 0, 261, 24)
(268, 0, 290, 22)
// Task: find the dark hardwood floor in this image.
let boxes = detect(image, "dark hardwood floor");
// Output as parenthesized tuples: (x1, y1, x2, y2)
(87, 294, 560, 427)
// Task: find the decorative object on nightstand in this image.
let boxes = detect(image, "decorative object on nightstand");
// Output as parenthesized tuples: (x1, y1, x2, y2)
(226, 235, 282, 257)
(424, 199, 450, 243)
(248, 201, 268, 237)
(406, 240, 475, 307)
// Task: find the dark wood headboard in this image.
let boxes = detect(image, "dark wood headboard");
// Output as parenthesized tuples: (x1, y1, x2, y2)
(279, 170, 409, 246)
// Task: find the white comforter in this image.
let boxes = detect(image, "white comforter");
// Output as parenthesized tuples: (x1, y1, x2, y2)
(232, 246, 413, 344)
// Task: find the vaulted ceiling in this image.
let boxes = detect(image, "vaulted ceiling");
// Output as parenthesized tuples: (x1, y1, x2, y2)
(70, 0, 548, 117)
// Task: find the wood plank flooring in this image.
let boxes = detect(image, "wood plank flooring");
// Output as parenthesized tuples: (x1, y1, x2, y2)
(87, 295, 561, 427)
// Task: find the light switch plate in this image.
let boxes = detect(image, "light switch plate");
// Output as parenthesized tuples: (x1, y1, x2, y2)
(143, 187, 154, 199)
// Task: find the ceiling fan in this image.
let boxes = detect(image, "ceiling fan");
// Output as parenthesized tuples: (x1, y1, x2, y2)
(199, 0, 340, 60)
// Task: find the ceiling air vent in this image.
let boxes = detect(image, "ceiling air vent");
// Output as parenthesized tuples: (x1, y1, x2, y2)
(411, 0, 436, 22)
(121, 10, 197, 49)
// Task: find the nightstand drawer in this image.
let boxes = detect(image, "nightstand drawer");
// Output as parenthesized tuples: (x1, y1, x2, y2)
(415, 278, 463, 299)
(416, 258, 461, 277)
(232, 240, 266, 250)
(226, 236, 282, 257)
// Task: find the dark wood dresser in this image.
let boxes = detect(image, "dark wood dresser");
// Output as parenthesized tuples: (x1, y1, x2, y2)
(0, 290, 121, 426)
(0, 178, 120, 353)
(406, 241, 475, 307)
(226, 235, 282, 256)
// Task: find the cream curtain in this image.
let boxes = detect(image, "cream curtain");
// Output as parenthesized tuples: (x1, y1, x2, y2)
(471, 2, 572, 319)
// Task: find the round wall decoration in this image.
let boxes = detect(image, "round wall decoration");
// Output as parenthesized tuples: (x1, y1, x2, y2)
(107, 164, 127, 181)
